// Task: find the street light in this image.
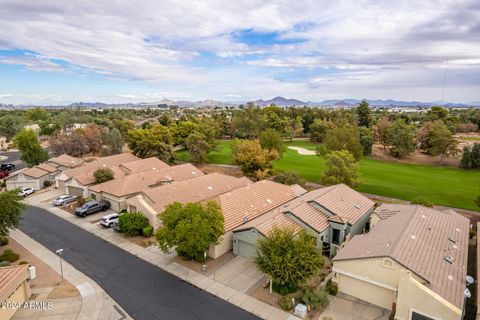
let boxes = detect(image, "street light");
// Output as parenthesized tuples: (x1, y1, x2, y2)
(55, 249, 64, 283)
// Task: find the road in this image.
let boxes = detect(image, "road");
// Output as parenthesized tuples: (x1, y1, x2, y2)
(19, 206, 260, 320)
(0, 150, 27, 171)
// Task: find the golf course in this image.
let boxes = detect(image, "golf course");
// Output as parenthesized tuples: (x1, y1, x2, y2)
(178, 140, 480, 211)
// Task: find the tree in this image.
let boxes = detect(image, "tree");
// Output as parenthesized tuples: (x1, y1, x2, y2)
(426, 106, 448, 121)
(460, 143, 480, 169)
(172, 121, 198, 146)
(356, 100, 371, 127)
(309, 119, 332, 143)
(358, 127, 373, 156)
(185, 132, 212, 163)
(156, 201, 224, 261)
(14, 129, 48, 167)
(231, 139, 278, 179)
(49, 131, 89, 157)
(320, 124, 363, 161)
(386, 119, 415, 158)
(460, 146, 473, 169)
(273, 171, 305, 186)
(419, 120, 458, 159)
(127, 124, 175, 162)
(231, 106, 266, 138)
(286, 116, 304, 142)
(102, 128, 124, 155)
(56, 111, 74, 133)
(0, 190, 26, 238)
(84, 124, 104, 155)
(373, 116, 391, 147)
(118, 211, 150, 236)
(111, 119, 135, 139)
(26, 108, 50, 122)
(93, 168, 115, 183)
(320, 150, 360, 187)
(259, 129, 285, 157)
(254, 227, 323, 293)
(0, 115, 24, 142)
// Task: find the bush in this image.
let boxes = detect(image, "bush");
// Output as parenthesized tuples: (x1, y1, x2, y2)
(43, 180, 52, 188)
(142, 225, 154, 237)
(411, 197, 433, 207)
(93, 168, 115, 183)
(18, 261, 29, 265)
(273, 282, 298, 296)
(301, 288, 329, 310)
(278, 295, 294, 311)
(326, 280, 338, 295)
(0, 249, 20, 262)
(273, 171, 305, 186)
(1, 181, 6, 188)
(469, 228, 476, 239)
(0, 261, 11, 267)
(118, 212, 149, 236)
(0, 237, 8, 246)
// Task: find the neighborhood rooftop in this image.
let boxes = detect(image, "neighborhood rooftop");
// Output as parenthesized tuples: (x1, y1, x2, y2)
(47, 154, 84, 168)
(333, 204, 469, 308)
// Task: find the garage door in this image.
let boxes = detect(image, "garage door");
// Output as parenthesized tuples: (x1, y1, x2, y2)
(68, 186, 84, 198)
(6, 181, 36, 191)
(338, 274, 395, 310)
(237, 240, 257, 259)
(103, 196, 120, 212)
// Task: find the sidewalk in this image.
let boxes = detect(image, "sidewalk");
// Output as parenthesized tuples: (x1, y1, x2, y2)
(26, 193, 300, 320)
(9, 229, 132, 320)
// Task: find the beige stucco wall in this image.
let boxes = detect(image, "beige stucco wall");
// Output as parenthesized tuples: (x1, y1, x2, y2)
(395, 275, 461, 320)
(208, 231, 233, 259)
(370, 212, 382, 227)
(6, 173, 43, 191)
(127, 195, 159, 229)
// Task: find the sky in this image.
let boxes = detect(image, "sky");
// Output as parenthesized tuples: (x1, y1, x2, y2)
(0, 0, 479, 105)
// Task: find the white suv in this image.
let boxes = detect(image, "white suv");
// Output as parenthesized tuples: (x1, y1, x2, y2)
(18, 187, 35, 197)
(100, 213, 119, 228)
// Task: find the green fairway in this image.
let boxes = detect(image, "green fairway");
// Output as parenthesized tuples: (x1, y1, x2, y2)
(177, 140, 480, 211)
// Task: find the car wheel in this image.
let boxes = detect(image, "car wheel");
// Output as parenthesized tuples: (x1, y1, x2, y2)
(102, 206, 107, 211)
(81, 213, 86, 217)
(109, 223, 113, 228)
(61, 202, 65, 206)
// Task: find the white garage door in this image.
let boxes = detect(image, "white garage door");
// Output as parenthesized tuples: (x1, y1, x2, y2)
(338, 274, 395, 310)
(103, 196, 120, 212)
(68, 186, 84, 198)
(6, 180, 37, 191)
(237, 240, 257, 259)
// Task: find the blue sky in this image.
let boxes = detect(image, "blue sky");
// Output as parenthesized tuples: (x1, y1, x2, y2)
(0, 0, 479, 105)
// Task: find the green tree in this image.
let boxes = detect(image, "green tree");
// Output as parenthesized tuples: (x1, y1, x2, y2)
(102, 128, 124, 155)
(14, 129, 48, 167)
(259, 129, 285, 157)
(185, 132, 212, 163)
(172, 121, 198, 146)
(273, 171, 305, 186)
(426, 106, 448, 121)
(286, 116, 304, 142)
(56, 111, 74, 133)
(0, 190, 26, 238)
(320, 124, 363, 161)
(127, 124, 175, 162)
(231, 139, 278, 179)
(231, 106, 266, 138)
(0, 115, 24, 142)
(460, 146, 473, 169)
(118, 211, 150, 236)
(111, 119, 135, 139)
(358, 126, 373, 156)
(26, 108, 50, 122)
(422, 120, 458, 159)
(309, 119, 332, 143)
(254, 227, 324, 293)
(320, 150, 360, 187)
(386, 119, 415, 158)
(460, 143, 480, 169)
(93, 168, 115, 183)
(373, 116, 391, 147)
(156, 201, 224, 261)
(356, 100, 371, 127)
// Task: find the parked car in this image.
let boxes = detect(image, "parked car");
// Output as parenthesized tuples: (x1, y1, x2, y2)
(0, 170, 9, 179)
(52, 194, 77, 206)
(18, 187, 35, 197)
(100, 213, 119, 228)
(74, 200, 110, 217)
(0, 163, 15, 171)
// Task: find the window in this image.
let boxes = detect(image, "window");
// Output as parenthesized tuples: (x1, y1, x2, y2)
(332, 229, 340, 245)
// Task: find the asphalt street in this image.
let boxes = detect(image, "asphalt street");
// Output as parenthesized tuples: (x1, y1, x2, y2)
(0, 150, 27, 171)
(19, 206, 260, 320)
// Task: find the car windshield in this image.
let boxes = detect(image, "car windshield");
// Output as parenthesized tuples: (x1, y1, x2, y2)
(81, 203, 90, 209)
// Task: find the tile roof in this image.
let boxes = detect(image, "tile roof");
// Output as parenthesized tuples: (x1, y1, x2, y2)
(216, 180, 299, 232)
(48, 154, 84, 168)
(143, 173, 252, 213)
(36, 163, 58, 173)
(333, 205, 469, 309)
(90, 163, 203, 197)
(64, 153, 140, 185)
(374, 203, 417, 221)
(0, 265, 29, 302)
(21, 167, 51, 178)
(119, 157, 169, 173)
(289, 202, 330, 232)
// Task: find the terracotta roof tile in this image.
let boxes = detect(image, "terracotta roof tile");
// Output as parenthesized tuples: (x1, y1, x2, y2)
(48, 154, 84, 168)
(36, 163, 58, 173)
(333, 205, 469, 308)
(119, 157, 169, 173)
(0, 265, 29, 301)
(21, 167, 50, 178)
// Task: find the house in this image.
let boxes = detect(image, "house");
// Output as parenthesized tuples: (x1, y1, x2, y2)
(56, 153, 141, 197)
(0, 265, 32, 320)
(332, 204, 469, 320)
(46, 154, 84, 171)
(233, 183, 375, 258)
(88, 163, 203, 211)
(126, 173, 252, 231)
(214, 180, 305, 259)
(6, 163, 58, 191)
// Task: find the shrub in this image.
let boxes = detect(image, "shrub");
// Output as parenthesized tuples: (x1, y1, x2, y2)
(410, 197, 434, 207)
(1, 181, 6, 188)
(118, 212, 149, 236)
(326, 280, 338, 296)
(278, 295, 294, 311)
(0, 261, 11, 267)
(469, 228, 476, 239)
(0, 249, 20, 262)
(273, 171, 306, 186)
(272, 282, 298, 296)
(142, 225, 153, 237)
(93, 168, 115, 183)
(0, 237, 8, 246)
(43, 180, 52, 188)
(301, 288, 329, 310)
(18, 261, 29, 265)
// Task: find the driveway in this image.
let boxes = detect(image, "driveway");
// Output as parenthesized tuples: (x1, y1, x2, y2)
(19, 206, 260, 320)
(210, 256, 265, 293)
(320, 293, 390, 320)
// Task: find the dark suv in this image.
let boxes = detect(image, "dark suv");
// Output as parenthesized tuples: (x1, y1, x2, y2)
(0, 163, 15, 171)
(74, 200, 110, 217)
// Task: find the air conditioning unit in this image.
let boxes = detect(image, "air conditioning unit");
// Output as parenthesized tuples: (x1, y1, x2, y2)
(28, 266, 37, 280)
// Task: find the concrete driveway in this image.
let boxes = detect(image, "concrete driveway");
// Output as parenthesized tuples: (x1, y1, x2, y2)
(210, 256, 265, 293)
(320, 293, 390, 320)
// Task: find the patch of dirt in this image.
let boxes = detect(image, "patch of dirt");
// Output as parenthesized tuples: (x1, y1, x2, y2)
(197, 164, 245, 177)
(47, 279, 80, 299)
(173, 252, 235, 276)
(370, 144, 460, 167)
(115, 230, 156, 247)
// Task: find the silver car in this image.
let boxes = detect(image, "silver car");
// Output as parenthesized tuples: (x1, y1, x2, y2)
(52, 194, 77, 206)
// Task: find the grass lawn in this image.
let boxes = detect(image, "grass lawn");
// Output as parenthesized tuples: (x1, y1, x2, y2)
(177, 140, 480, 211)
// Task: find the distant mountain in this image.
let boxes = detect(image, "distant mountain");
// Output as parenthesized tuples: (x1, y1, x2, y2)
(68, 102, 109, 108)
(254, 96, 307, 106)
